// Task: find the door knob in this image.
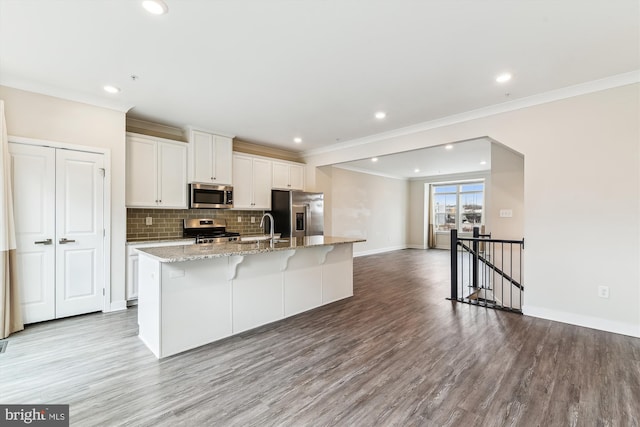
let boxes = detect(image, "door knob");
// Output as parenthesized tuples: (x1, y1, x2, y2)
(34, 238, 53, 245)
(59, 238, 76, 244)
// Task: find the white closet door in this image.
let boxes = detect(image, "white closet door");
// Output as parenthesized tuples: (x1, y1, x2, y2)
(55, 149, 105, 318)
(9, 143, 56, 324)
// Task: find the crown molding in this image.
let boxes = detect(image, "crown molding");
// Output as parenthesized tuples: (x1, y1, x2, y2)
(332, 164, 408, 181)
(0, 78, 134, 113)
(303, 70, 640, 158)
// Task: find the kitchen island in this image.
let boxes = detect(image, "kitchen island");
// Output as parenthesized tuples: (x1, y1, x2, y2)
(136, 236, 365, 358)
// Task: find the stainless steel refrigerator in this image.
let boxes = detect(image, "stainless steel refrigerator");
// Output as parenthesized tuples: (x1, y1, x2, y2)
(270, 190, 324, 238)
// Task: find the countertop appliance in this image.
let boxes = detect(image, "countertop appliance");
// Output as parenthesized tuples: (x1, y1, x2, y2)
(189, 183, 233, 209)
(270, 190, 324, 238)
(183, 218, 240, 244)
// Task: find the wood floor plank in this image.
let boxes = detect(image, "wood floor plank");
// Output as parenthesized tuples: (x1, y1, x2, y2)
(1, 249, 639, 426)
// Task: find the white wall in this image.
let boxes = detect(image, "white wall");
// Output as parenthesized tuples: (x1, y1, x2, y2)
(305, 83, 640, 337)
(329, 167, 409, 256)
(0, 86, 127, 309)
(489, 143, 524, 240)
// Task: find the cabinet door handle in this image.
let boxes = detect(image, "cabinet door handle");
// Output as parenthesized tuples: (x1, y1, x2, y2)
(59, 238, 76, 244)
(34, 238, 53, 245)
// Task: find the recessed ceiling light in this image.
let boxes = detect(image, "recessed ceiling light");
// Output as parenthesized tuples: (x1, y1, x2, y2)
(414, 168, 420, 173)
(103, 85, 121, 94)
(374, 112, 386, 120)
(293, 137, 302, 144)
(142, 0, 168, 15)
(480, 160, 487, 165)
(496, 72, 512, 83)
(445, 144, 453, 150)
(371, 157, 379, 162)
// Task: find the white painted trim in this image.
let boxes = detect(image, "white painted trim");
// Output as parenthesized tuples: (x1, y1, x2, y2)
(332, 163, 408, 180)
(523, 305, 640, 338)
(8, 135, 113, 315)
(126, 131, 187, 146)
(0, 80, 133, 113)
(108, 300, 128, 312)
(303, 70, 640, 157)
(406, 245, 427, 250)
(354, 245, 408, 257)
(184, 125, 235, 139)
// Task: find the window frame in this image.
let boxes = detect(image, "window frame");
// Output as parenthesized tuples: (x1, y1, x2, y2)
(432, 180, 485, 235)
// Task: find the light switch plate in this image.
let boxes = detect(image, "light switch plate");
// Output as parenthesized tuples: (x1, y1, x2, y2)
(499, 209, 513, 218)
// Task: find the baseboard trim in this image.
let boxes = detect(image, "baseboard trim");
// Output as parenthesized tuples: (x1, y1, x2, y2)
(523, 305, 640, 338)
(406, 244, 427, 250)
(354, 245, 409, 257)
(107, 300, 128, 312)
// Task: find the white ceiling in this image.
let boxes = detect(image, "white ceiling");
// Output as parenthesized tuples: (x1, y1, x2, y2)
(335, 138, 492, 179)
(0, 1, 638, 154)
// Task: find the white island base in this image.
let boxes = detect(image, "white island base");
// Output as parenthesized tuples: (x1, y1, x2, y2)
(137, 243, 354, 358)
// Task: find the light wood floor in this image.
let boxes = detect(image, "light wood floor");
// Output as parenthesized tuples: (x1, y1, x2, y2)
(1, 249, 639, 426)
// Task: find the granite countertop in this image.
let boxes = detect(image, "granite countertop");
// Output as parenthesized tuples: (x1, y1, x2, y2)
(126, 238, 195, 245)
(136, 236, 366, 263)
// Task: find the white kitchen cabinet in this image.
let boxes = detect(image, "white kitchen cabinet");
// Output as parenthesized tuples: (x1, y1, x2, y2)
(126, 240, 195, 301)
(232, 153, 272, 209)
(189, 130, 233, 185)
(322, 244, 354, 304)
(272, 160, 305, 190)
(126, 133, 187, 208)
(232, 251, 284, 334)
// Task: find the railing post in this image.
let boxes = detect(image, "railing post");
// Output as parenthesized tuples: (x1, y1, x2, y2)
(472, 227, 479, 289)
(450, 229, 458, 300)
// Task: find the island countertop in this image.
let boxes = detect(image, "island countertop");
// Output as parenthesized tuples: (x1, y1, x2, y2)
(135, 236, 365, 263)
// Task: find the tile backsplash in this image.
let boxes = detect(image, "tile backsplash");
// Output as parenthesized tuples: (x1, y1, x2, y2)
(127, 208, 266, 241)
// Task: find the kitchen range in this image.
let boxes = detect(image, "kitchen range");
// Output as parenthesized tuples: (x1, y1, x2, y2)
(182, 218, 240, 244)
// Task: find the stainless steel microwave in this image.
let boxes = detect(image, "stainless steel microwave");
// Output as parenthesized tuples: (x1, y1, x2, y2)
(189, 184, 233, 209)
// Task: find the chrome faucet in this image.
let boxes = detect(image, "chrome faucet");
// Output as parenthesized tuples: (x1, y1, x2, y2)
(260, 213, 275, 239)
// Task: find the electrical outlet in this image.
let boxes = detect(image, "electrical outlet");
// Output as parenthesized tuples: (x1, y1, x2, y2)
(237, 216, 242, 222)
(598, 286, 609, 299)
(145, 216, 152, 226)
(251, 217, 256, 223)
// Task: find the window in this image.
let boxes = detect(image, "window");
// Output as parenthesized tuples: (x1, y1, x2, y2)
(433, 181, 484, 233)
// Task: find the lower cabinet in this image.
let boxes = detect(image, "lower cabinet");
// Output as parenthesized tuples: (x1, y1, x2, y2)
(284, 249, 322, 317)
(232, 252, 285, 334)
(126, 240, 194, 301)
(137, 244, 355, 358)
(321, 243, 354, 304)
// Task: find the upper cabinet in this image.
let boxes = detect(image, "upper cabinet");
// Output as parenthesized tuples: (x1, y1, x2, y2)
(188, 130, 233, 185)
(126, 133, 188, 209)
(233, 154, 272, 210)
(272, 160, 305, 190)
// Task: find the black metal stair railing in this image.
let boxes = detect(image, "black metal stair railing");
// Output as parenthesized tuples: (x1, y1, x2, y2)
(449, 227, 524, 313)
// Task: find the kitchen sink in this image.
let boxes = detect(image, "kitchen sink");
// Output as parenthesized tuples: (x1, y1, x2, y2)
(271, 239, 289, 243)
(237, 236, 289, 244)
